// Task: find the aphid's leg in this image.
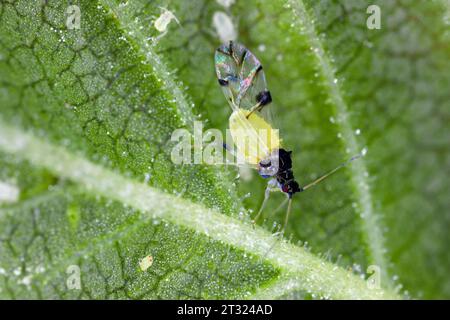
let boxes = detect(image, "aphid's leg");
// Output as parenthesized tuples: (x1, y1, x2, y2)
(153, 30, 168, 43)
(273, 196, 289, 215)
(252, 187, 270, 224)
(282, 195, 293, 234)
(252, 179, 279, 225)
(270, 194, 293, 239)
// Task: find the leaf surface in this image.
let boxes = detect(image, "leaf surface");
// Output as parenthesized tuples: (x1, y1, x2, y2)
(0, 0, 448, 299)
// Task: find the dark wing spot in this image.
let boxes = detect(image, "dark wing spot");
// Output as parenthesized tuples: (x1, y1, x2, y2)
(218, 79, 229, 86)
(256, 90, 272, 106)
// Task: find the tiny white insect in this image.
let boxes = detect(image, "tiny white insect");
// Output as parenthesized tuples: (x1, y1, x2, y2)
(154, 7, 180, 33)
(0, 181, 19, 204)
(139, 255, 154, 271)
(212, 11, 237, 43)
(361, 147, 368, 156)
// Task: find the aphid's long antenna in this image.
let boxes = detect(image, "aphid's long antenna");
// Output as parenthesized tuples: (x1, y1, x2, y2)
(278, 155, 362, 235)
(301, 154, 362, 191)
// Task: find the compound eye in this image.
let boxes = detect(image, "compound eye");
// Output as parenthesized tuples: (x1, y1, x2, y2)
(259, 160, 271, 168)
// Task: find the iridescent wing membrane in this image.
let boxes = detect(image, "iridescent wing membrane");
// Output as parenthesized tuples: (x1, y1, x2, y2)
(215, 41, 280, 165)
(215, 41, 272, 112)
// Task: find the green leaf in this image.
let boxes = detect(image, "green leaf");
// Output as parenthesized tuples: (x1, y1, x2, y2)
(0, 0, 448, 299)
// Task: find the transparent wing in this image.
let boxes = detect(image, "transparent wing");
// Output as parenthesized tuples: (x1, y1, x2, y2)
(215, 41, 273, 114)
(215, 41, 280, 164)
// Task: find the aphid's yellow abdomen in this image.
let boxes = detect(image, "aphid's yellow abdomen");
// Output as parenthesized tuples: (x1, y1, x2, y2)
(229, 109, 280, 165)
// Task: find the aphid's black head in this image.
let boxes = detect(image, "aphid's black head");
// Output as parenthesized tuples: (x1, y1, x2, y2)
(281, 180, 302, 195)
